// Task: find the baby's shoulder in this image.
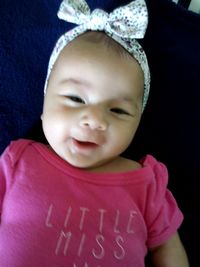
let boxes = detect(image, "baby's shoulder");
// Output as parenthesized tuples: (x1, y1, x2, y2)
(1, 139, 36, 166)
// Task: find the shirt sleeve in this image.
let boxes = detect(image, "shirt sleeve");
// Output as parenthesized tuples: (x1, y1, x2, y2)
(0, 140, 33, 223)
(0, 146, 11, 221)
(144, 156, 184, 248)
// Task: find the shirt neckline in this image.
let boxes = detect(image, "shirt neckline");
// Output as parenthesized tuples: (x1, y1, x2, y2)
(32, 141, 154, 185)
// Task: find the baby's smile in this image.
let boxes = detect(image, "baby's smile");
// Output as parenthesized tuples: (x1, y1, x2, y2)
(70, 138, 100, 155)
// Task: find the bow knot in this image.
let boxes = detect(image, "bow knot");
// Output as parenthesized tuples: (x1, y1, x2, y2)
(58, 0, 148, 39)
(87, 9, 108, 31)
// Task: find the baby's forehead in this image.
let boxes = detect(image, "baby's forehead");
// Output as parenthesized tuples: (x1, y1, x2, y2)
(56, 36, 142, 79)
(58, 31, 140, 71)
(69, 31, 136, 57)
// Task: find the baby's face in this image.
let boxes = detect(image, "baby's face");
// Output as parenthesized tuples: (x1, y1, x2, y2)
(42, 37, 144, 169)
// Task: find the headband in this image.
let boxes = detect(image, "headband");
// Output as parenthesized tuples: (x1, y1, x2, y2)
(44, 0, 150, 110)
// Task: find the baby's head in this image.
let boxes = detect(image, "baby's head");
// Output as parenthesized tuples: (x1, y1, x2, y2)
(41, 0, 150, 169)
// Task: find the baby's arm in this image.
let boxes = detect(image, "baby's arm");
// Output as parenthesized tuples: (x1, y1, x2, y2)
(149, 232, 189, 267)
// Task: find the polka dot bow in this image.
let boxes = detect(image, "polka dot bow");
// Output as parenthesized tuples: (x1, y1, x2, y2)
(44, 0, 150, 110)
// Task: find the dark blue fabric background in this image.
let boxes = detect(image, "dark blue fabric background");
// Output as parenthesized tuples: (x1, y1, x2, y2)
(0, 0, 199, 265)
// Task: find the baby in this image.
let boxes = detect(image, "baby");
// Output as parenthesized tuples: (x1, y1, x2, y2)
(0, 0, 189, 266)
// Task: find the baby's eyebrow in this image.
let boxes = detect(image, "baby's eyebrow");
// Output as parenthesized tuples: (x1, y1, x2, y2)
(114, 96, 135, 104)
(63, 77, 91, 88)
(123, 96, 135, 103)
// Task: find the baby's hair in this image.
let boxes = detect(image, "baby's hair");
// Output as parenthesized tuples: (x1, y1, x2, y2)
(76, 31, 138, 62)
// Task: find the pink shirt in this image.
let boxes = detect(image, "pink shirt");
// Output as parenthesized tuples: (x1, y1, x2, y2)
(0, 140, 183, 267)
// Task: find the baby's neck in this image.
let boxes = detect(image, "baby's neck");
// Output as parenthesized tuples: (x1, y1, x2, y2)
(86, 156, 141, 173)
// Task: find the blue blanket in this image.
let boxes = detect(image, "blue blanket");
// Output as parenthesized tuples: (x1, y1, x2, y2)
(1, 0, 200, 265)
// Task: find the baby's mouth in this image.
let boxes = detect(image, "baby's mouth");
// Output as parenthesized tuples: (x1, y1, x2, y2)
(72, 138, 99, 148)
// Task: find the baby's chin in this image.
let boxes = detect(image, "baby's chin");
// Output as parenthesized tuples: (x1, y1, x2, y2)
(48, 144, 117, 172)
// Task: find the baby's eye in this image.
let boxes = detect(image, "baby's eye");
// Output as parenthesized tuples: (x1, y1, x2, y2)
(110, 108, 130, 115)
(67, 95, 85, 104)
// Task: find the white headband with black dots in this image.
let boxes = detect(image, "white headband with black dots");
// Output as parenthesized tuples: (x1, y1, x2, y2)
(44, 0, 150, 110)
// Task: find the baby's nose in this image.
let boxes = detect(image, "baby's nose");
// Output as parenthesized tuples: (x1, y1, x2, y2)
(80, 107, 108, 131)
